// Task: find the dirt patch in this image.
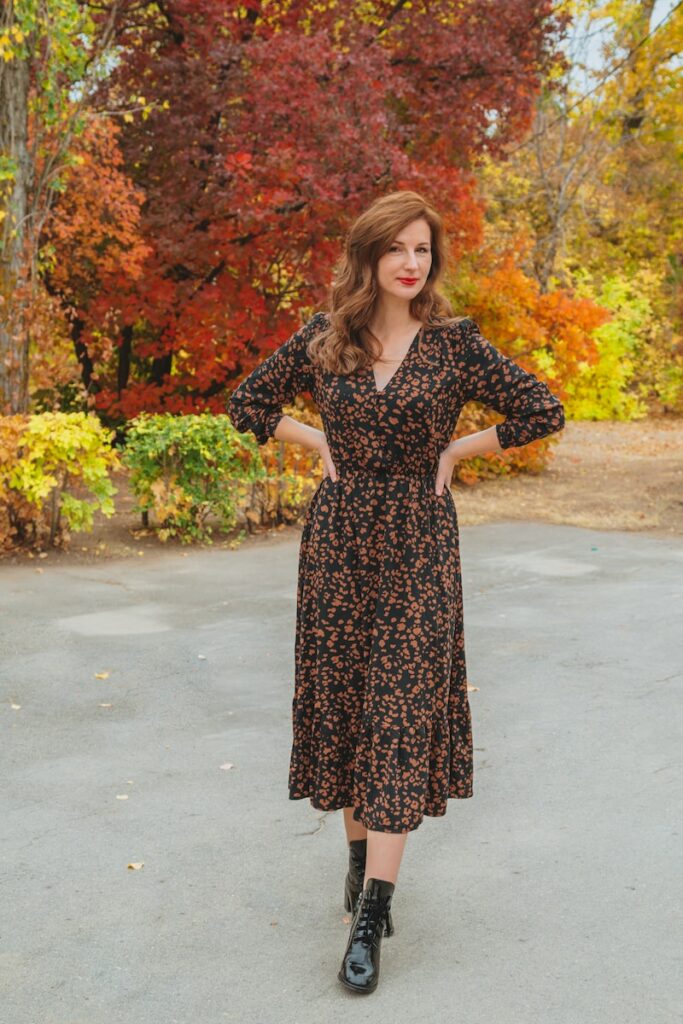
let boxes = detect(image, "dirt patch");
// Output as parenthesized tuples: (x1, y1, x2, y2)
(455, 418, 683, 538)
(1, 418, 681, 568)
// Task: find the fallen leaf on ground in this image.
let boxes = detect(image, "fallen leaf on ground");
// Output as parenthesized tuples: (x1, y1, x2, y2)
(94, 671, 110, 680)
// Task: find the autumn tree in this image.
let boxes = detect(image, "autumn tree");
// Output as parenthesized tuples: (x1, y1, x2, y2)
(44, 0, 570, 421)
(36, 114, 150, 409)
(476, 0, 682, 296)
(0, 0, 122, 414)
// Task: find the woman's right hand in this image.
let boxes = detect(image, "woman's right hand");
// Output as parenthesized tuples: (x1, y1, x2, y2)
(272, 417, 337, 480)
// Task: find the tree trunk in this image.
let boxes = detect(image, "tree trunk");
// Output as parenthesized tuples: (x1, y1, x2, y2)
(118, 324, 133, 394)
(0, 37, 31, 414)
(150, 352, 173, 387)
(72, 317, 97, 394)
(619, 0, 656, 145)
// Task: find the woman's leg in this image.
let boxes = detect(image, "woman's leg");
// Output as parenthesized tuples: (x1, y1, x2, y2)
(364, 829, 408, 886)
(344, 806, 408, 885)
(338, 818, 402, 993)
(343, 806, 368, 842)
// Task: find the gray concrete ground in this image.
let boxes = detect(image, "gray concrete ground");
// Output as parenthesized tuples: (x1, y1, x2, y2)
(1, 522, 681, 1024)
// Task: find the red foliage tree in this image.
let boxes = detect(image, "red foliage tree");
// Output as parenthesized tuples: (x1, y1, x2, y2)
(45, 0, 569, 421)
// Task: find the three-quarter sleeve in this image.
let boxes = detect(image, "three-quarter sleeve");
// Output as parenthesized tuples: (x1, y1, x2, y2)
(227, 311, 324, 446)
(458, 317, 565, 450)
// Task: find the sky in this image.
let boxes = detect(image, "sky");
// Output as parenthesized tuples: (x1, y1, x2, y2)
(567, 0, 680, 93)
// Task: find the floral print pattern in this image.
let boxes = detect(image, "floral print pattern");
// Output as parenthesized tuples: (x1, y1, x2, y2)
(228, 312, 565, 833)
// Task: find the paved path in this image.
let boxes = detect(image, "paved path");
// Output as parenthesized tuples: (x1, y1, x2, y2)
(1, 523, 681, 1024)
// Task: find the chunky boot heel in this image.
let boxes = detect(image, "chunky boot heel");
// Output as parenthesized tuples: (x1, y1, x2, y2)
(343, 838, 367, 912)
(338, 877, 395, 994)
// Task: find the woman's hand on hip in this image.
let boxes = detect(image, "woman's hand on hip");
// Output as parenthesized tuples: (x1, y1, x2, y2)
(435, 446, 459, 495)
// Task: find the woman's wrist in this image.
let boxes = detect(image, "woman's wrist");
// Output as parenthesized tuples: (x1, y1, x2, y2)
(446, 425, 504, 460)
(274, 415, 326, 451)
(445, 437, 465, 460)
(311, 428, 328, 453)
(446, 436, 475, 461)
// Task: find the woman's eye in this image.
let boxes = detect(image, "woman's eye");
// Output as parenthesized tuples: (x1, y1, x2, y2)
(389, 246, 429, 253)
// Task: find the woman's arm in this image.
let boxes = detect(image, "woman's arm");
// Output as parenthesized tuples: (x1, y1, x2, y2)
(459, 317, 566, 448)
(436, 318, 565, 494)
(271, 414, 325, 452)
(447, 424, 504, 459)
(227, 311, 325, 447)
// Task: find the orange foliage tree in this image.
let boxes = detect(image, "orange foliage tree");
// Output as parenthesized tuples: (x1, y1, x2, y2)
(446, 242, 610, 479)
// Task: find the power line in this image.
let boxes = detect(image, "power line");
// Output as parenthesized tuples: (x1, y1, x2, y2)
(504, 0, 683, 155)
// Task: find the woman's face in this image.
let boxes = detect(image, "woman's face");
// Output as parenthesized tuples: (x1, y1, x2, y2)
(375, 217, 433, 302)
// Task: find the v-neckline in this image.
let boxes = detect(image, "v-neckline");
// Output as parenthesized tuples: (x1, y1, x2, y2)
(370, 324, 423, 394)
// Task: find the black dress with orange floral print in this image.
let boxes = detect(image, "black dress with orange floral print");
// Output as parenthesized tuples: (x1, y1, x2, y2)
(227, 312, 565, 833)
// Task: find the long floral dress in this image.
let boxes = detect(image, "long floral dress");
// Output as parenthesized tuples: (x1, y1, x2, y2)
(228, 312, 565, 833)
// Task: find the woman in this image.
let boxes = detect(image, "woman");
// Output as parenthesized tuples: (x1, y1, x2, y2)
(227, 190, 565, 995)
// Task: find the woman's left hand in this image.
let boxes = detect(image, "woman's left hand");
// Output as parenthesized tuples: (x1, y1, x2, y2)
(435, 445, 459, 496)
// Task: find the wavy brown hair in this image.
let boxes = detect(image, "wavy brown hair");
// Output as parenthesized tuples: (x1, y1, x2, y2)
(307, 190, 467, 375)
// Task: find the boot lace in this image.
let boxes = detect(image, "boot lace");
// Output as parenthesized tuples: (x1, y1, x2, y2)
(353, 892, 389, 944)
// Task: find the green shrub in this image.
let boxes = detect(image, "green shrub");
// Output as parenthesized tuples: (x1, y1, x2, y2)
(0, 412, 120, 549)
(563, 270, 681, 419)
(121, 412, 263, 543)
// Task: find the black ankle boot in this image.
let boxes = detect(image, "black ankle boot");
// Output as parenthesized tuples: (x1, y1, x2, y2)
(344, 838, 367, 912)
(338, 877, 395, 994)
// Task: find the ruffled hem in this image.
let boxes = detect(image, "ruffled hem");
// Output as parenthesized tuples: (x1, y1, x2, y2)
(288, 703, 473, 833)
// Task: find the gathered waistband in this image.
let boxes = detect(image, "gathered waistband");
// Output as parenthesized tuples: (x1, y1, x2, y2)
(334, 465, 437, 480)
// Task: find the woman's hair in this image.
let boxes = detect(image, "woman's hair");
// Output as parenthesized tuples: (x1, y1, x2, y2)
(308, 189, 466, 375)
